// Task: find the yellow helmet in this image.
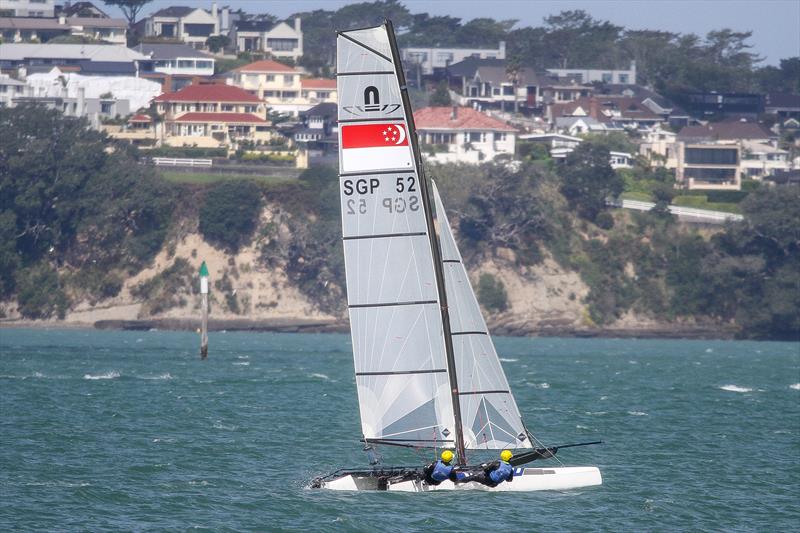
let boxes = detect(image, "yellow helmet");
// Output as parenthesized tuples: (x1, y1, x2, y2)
(441, 450, 454, 463)
(500, 450, 513, 462)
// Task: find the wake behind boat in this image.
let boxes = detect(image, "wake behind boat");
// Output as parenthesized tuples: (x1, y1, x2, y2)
(312, 20, 602, 492)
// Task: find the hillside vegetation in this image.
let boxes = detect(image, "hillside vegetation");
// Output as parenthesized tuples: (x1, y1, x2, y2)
(1, 107, 798, 339)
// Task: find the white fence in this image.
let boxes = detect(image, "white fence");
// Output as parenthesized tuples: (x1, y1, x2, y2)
(612, 199, 744, 224)
(151, 157, 213, 168)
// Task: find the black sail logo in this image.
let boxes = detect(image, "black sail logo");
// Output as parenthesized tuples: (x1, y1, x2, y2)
(343, 85, 401, 116)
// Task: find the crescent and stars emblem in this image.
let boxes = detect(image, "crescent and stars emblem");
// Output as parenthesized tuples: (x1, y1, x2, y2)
(382, 125, 406, 145)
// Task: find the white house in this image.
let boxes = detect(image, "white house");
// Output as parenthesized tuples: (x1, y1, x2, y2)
(740, 140, 791, 179)
(0, 0, 55, 17)
(414, 106, 516, 164)
(402, 41, 506, 76)
(134, 43, 215, 77)
(231, 17, 303, 60)
(145, 5, 219, 48)
(0, 73, 30, 106)
(547, 61, 637, 85)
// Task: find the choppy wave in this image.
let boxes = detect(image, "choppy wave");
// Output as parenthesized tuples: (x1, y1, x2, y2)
(499, 358, 518, 362)
(310, 373, 330, 380)
(789, 383, 800, 390)
(233, 362, 250, 366)
(527, 382, 550, 389)
(719, 384, 753, 393)
(628, 411, 648, 416)
(139, 373, 172, 380)
(83, 371, 120, 380)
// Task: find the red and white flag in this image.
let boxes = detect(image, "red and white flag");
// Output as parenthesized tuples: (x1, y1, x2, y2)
(340, 123, 413, 173)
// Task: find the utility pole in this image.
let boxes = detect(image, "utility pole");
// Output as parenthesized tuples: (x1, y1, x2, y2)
(199, 261, 209, 360)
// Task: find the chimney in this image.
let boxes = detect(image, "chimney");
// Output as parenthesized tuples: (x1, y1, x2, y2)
(451, 106, 457, 120)
(589, 96, 599, 119)
(211, 2, 218, 19)
(58, 15, 66, 25)
(222, 7, 230, 32)
(294, 16, 301, 33)
(77, 87, 86, 117)
(498, 40, 506, 59)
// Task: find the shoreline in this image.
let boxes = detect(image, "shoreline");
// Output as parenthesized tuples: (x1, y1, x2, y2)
(0, 317, 747, 340)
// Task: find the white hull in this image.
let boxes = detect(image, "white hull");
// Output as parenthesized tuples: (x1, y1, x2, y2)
(320, 466, 602, 492)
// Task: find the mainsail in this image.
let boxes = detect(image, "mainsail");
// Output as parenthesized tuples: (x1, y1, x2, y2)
(336, 22, 531, 458)
(337, 25, 456, 448)
(432, 182, 532, 450)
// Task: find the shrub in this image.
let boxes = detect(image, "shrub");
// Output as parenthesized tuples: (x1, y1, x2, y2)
(477, 273, 509, 312)
(594, 211, 615, 229)
(131, 258, 193, 315)
(199, 180, 262, 251)
(16, 264, 70, 319)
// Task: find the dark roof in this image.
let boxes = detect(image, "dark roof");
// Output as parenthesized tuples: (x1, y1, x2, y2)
(446, 57, 506, 78)
(474, 65, 539, 86)
(765, 93, 800, 109)
(151, 6, 196, 18)
(234, 19, 274, 32)
(77, 60, 136, 75)
(677, 121, 773, 141)
(300, 102, 336, 118)
(62, 2, 109, 18)
(134, 43, 212, 60)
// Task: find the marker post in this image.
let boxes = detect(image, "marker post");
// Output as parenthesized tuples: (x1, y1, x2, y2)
(199, 261, 209, 360)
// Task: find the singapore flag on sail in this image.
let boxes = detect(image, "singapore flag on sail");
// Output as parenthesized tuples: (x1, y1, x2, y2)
(340, 122, 413, 173)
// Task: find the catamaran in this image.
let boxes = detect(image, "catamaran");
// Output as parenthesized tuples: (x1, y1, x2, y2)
(312, 20, 602, 492)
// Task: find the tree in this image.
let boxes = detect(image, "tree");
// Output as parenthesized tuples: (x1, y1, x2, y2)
(199, 180, 262, 251)
(559, 142, 624, 221)
(104, 0, 153, 27)
(205, 35, 230, 53)
(429, 81, 451, 106)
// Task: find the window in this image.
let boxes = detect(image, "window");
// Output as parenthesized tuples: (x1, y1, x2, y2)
(436, 52, 454, 63)
(100, 102, 113, 114)
(266, 74, 275, 81)
(502, 85, 514, 96)
(468, 132, 483, 142)
(243, 105, 256, 112)
(496, 132, 506, 141)
(178, 60, 193, 69)
(282, 91, 297, 98)
(685, 147, 738, 165)
(196, 61, 213, 69)
(492, 88, 500, 96)
(429, 132, 455, 144)
(601, 72, 613, 83)
(264, 91, 276, 97)
(0, 86, 5, 93)
(267, 38, 298, 51)
(283, 74, 295, 84)
(184, 24, 214, 37)
(684, 167, 737, 184)
(221, 104, 234, 111)
(316, 91, 329, 99)
(619, 73, 629, 84)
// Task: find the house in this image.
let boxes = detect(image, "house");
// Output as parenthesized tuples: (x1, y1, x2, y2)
(548, 95, 664, 131)
(518, 132, 634, 168)
(539, 77, 593, 105)
(677, 121, 773, 144)
(639, 124, 678, 166)
(546, 61, 637, 85)
(135, 43, 215, 91)
(228, 59, 327, 115)
(676, 143, 741, 190)
(13, 86, 131, 128)
(609, 151, 633, 169)
(413, 106, 516, 164)
(25, 65, 161, 112)
(594, 84, 691, 130)
(153, 82, 270, 147)
(447, 58, 540, 111)
(144, 5, 220, 48)
(292, 101, 337, 162)
(683, 92, 764, 119)
(764, 93, 800, 120)
(740, 140, 791, 179)
(0, 73, 29, 106)
(300, 78, 336, 106)
(230, 16, 303, 60)
(0, 0, 55, 17)
(0, 43, 147, 76)
(0, 15, 126, 44)
(58, 2, 109, 18)
(401, 41, 506, 78)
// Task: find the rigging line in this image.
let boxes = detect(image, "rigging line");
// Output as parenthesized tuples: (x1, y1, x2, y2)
(339, 169, 415, 177)
(451, 331, 489, 336)
(338, 117, 406, 123)
(356, 369, 447, 376)
(343, 232, 426, 241)
(348, 300, 438, 309)
(336, 70, 395, 76)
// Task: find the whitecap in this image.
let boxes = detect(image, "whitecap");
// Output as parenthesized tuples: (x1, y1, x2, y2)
(83, 371, 120, 380)
(576, 425, 590, 430)
(237, 355, 250, 360)
(628, 411, 648, 416)
(233, 362, 250, 366)
(140, 373, 172, 380)
(499, 358, 518, 363)
(585, 411, 607, 416)
(310, 373, 330, 380)
(600, 396, 608, 400)
(719, 384, 753, 393)
(526, 382, 549, 389)
(705, 348, 713, 353)
(790, 383, 800, 391)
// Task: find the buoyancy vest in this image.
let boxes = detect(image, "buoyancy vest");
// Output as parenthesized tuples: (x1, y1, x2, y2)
(431, 460, 454, 482)
(488, 460, 513, 484)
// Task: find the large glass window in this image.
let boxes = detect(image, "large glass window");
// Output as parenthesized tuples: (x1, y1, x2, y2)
(184, 24, 214, 37)
(685, 147, 738, 165)
(267, 38, 298, 51)
(685, 167, 737, 183)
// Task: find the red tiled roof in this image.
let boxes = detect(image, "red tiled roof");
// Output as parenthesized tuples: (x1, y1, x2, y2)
(301, 78, 336, 90)
(172, 112, 267, 123)
(154, 83, 261, 103)
(413, 107, 516, 131)
(129, 113, 152, 122)
(235, 59, 297, 73)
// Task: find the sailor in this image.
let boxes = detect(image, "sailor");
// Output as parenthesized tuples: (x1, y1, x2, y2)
(424, 450, 456, 485)
(459, 449, 514, 487)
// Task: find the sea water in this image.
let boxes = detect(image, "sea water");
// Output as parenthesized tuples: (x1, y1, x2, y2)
(1, 329, 798, 531)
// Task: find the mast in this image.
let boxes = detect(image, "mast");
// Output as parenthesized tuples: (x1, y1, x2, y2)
(385, 20, 467, 466)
